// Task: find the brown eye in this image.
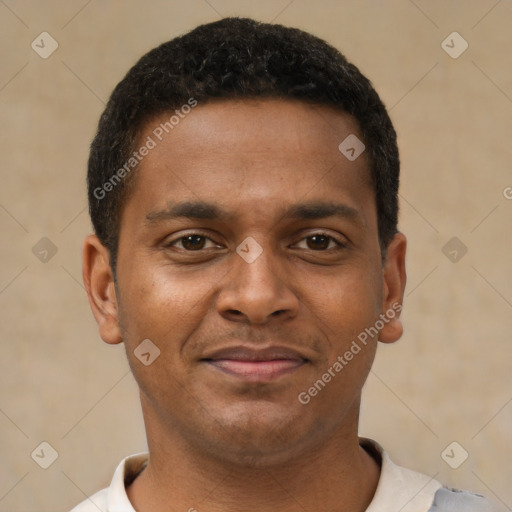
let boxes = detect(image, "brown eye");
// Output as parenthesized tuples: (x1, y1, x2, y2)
(305, 234, 335, 250)
(171, 234, 213, 250)
(181, 235, 205, 250)
(307, 234, 328, 250)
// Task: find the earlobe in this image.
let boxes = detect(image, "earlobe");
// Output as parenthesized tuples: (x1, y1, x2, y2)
(379, 232, 407, 344)
(82, 235, 123, 345)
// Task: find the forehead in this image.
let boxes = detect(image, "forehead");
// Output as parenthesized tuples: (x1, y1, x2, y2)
(141, 99, 366, 161)
(124, 99, 374, 227)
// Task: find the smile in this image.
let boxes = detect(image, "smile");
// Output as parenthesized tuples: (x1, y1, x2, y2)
(203, 358, 307, 382)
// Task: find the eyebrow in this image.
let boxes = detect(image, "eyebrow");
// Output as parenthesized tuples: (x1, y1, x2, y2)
(145, 200, 364, 227)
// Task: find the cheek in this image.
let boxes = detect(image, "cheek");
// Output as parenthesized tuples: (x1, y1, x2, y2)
(116, 257, 228, 365)
(303, 263, 382, 333)
(116, 267, 201, 404)
(117, 263, 192, 345)
(299, 265, 382, 396)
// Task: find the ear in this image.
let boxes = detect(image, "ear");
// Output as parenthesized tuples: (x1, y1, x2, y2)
(379, 232, 407, 344)
(82, 235, 122, 345)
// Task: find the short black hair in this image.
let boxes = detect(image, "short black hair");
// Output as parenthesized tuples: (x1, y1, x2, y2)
(87, 17, 399, 272)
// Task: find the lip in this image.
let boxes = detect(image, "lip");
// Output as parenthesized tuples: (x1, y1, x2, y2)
(201, 345, 309, 382)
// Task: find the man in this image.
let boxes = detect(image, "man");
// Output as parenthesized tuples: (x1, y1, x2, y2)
(74, 17, 496, 512)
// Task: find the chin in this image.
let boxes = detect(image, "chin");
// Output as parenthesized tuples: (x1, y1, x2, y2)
(190, 407, 322, 467)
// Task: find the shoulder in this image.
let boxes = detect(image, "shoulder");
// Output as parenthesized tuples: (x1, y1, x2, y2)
(428, 487, 500, 511)
(360, 438, 498, 512)
(361, 438, 443, 512)
(69, 487, 109, 512)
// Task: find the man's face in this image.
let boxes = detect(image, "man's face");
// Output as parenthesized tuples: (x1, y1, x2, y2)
(99, 99, 404, 464)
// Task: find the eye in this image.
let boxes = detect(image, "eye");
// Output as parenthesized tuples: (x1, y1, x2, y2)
(165, 232, 344, 252)
(167, 234, 219, 251)
(295, 233, 344, 251)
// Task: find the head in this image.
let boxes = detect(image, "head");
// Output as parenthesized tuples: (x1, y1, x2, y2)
(88, 17, 400, 273)
(83, 17, 406, 466)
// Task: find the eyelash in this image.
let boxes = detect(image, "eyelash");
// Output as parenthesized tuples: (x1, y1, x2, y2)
(166, 232, 346, 251)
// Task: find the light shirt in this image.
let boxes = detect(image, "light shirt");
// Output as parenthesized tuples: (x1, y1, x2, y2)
(70, 438, 497, 511)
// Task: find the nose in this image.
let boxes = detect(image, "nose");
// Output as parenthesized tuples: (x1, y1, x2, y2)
(216, 242, 299, 325)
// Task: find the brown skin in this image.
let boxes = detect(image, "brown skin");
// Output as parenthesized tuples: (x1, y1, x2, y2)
(83, 99, 406, 512)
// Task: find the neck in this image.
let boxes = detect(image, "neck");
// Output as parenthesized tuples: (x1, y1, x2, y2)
(127, 400, 380, 512)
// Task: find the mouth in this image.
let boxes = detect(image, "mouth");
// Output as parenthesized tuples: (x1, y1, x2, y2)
(201, 346, 309, 382)
(204, 359, 307, 381)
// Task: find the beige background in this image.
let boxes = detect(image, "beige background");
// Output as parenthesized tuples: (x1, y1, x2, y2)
(1, 1, 511, 511)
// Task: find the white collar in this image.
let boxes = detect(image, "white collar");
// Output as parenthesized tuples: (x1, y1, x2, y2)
(360, 438, 442, 512)
(99, 438, 442, 511)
